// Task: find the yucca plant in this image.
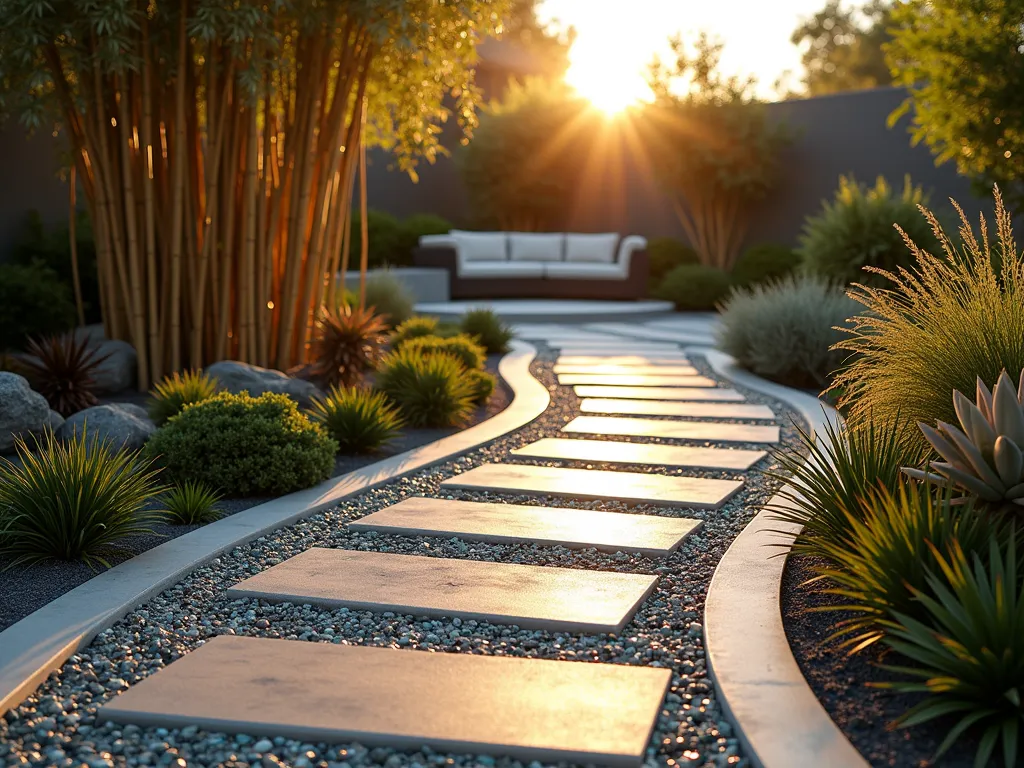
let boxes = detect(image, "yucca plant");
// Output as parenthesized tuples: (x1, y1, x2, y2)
(308, 386, 403, 453)
(768, 413, 930, 557)
(402, 333, 486, 372)
(375, 347, 475, 428)
(876, 532, 1024, 768)
(834, 187, 1024, 452)
(18, 333, 109, 416)
(0, 429, 163, 568)
(308, 304, 389, 389)
(459, 308, 513, 354)
(148, 369, 219, 426)
(161, 481, 223, 525)
(804, 484, 995, 653)
(904, 370, 1024, 507)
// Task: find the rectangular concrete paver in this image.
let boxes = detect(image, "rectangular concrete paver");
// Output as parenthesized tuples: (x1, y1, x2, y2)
(581, 398, 776, 420)
(226, 548, 659, 633)
(563, 416, 780, 444)
(100, 636, 671, 768)
(554, 364, 700, 376)
(575, 385, 746, 402)
(512, 437, 767, 471)
(557, 349, 689, 360)
(441, 463, 743, 510)
(559, 355, 691, 367)
(558, 373, 718, 387)
(350, 497, 701, 557)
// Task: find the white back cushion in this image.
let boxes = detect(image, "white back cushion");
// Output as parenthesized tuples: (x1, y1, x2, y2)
(450, 231, 508, 262)
(508, 233, 565, 262)
(565, 233, 620, 264)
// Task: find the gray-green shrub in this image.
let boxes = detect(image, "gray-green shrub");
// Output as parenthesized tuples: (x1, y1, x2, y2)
(363, 271, 415, 328)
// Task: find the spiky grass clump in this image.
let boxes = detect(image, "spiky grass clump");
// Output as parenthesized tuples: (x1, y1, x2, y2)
(467, 369, 497, 405)
(459, 308, 513, 354)
(308, 305, 389, 388)
(161, 481, 223, 525)
(402, 333, 486, 372)
(769, 415, 930, 558)
(308, 386, 403, 453)
(716, 274, 859, 389)
(375, 347, 475, 428)
(148, 369, 218, 426)
(0, 429, 163, 567)
(390, 316, 439, 347)
(18, 333, 109, 416)
(361, 271, 415, 328)
(834, 188, 1024, 451)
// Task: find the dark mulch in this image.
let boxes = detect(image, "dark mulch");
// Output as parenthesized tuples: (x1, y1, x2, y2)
(0, 356, 511, 632)
(782, 554, 978, 767)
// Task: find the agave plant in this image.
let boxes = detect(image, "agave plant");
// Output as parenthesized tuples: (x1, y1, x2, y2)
(308, 304, 389, 388)
(18, 333, 109, 416)
(903, 371, 1024, 506)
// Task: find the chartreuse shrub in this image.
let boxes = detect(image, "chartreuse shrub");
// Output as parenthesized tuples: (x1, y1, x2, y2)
(146, 392, 336, 497)
(391, 316, 440, 346)
(402, 334, 486, 372)
(308, 386, 403, 453)
(798, 175, 939, 286)
(375, 347, 475, 428)
(0, 262, 76, 352)
(653, 264, 731, 311)
(161, 481, 223, 525)
(459, 308, 513, 354)
(0, 429, 163, 567)
(730, 243, 801, 287)
(148, 369, 218, 426)
(834, 189, 1024, 451)
(716, 274, 858, 389)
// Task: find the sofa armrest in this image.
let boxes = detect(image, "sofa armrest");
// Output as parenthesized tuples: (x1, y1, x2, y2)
(616, 235, 648, 273)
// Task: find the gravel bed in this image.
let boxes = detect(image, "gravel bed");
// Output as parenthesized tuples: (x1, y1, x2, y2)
(0, 349, 805, 768)
(0, 359, 511, 632)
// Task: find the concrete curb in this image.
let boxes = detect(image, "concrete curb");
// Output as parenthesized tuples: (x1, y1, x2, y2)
(0, 340, 549, 715)
(693, 349, 869, 768)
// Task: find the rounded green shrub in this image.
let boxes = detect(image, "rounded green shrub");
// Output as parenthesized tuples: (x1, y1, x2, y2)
(363, 271, 415, 328)
(0, 262, 76, 351)
(398, 213, 453, 265)
(716, 274, 858, 389)
(653, 264, 731, 311)
(146, 391, 337, 497)
(148, 369, 219, 426)
(798, 175, 940, 286)
(467, 369, 497, 405)
(647, 237, 700, 286)
(308, 386, 404, 453)
(731, 243, 801, 287)
(459, 308, 513, 354)
(375, 347, 475, 428)
(402, 333, 486, 371)
(349, 209, 404, 269)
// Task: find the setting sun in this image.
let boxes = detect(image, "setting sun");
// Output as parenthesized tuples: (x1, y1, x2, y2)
(563, 36, 652, 115)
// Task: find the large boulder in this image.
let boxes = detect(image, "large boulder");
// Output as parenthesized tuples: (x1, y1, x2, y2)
(0, 372, 52, 453)
(88, 339, 138, 394)
(57, 403, 156, 452)
(206, 360, 322, 408)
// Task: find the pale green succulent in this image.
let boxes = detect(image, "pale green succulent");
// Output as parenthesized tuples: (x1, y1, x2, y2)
(903, 370, 1024, 505)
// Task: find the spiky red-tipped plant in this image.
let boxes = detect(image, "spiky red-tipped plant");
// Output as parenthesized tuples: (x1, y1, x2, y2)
(308, 305, 389, 388)
(18, 333, 109, 416)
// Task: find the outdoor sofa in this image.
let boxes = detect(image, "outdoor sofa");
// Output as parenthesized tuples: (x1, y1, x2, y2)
(412, 231, 649, 299)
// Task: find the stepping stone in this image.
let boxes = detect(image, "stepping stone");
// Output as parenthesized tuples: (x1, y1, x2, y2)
(564, 416, 780, 444)
(227, 548, 659, 633)
(512, 437, 767, 471)
(100, 635, 671, 768)
(558, 373, 718, 387)
(584, 322, 717, 346)
(575, 385, 746, 402)
(559, 355, 692, 367)
(554, 364, 700, 376)
(441, 463, 743, 510)
(555, 347, 683, 357)
(547, 340, 679, 350)
(350, 497, 701, 557)
(581, 398, 776, 421)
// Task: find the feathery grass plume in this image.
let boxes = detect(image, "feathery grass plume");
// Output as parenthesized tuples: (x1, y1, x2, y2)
(833, 187, 1024, 451)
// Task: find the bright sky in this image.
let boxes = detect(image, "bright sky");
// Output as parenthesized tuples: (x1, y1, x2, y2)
(538, 0, 825, 109)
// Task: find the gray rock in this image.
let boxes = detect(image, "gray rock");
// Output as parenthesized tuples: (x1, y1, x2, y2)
(46, 410, 65, 431)
(206, 360, 321, 408)
(0, 372, 52, 452)
(89, 339, 138, 394)
(57, 403, 156, 452)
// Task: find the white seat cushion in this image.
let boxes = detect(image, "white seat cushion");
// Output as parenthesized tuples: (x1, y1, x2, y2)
(508, 233, 565, 262)
(419, 233, 456, 248)
(450, 231, 508, 263)
(544, 261, 628, 280)
(565, 233, 620, 264)
(459, 261, 546, 279)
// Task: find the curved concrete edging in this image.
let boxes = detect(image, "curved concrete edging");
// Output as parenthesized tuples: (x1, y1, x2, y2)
(0, 340, 549, 715)
(690, 348, 869, 768)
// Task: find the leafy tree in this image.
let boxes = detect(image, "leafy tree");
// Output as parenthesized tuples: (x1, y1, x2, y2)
(887, 0, 1024, 214)
(0, 0, 507, 387)
(641, 34, 789, 269)
(791, 0, 893, 96)
(498, 0, 573, 78)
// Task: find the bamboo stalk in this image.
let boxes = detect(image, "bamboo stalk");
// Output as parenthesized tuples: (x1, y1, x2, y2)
(140, 21, 162, 383)
(67, 166, 85, 326)
(167, 1, 189, 372)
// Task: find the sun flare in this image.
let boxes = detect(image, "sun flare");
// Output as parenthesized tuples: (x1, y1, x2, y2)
(563, 37, 652, 115)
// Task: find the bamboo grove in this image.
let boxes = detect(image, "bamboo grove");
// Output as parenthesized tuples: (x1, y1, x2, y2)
(0, 0, 505, 387)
